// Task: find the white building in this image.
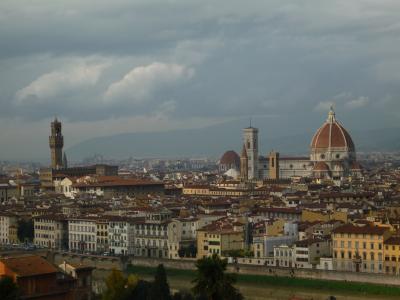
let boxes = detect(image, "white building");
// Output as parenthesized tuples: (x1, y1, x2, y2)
(274, 245, 295, 268)
(108, 217, 135, 255)
(68, 218, 97, 253)
(133, 220, 169, 258)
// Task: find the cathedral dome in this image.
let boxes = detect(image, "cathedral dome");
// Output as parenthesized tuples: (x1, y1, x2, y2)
(219, 150, 240, 169)
(311, 108, 355, 152)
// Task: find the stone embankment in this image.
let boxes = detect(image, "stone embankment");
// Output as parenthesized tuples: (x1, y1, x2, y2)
(46, 251, 400, 286)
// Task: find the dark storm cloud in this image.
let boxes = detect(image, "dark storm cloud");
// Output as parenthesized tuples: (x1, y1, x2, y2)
(1, 0, 400, 159)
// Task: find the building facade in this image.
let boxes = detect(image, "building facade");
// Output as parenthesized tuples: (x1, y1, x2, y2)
(34, 215, 68, 250)
(0, 213, 18, 245)
(332, 224, 390, 273)
(68, 218, 98, 253)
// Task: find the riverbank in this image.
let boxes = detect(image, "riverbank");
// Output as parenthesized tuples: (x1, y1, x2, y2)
(126, 264, 400, 300)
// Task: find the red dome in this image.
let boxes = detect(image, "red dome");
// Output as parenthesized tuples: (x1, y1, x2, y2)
(219, 150, 240, 167)
(311, 108, 355, 151)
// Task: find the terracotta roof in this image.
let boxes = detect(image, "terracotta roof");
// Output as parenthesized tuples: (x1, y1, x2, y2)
(332, 224, 388, 235)
(255, 207, 302, 214)
(385, 237, 400, 245)
(72, 177, 163, 188)
(0, 255, 57, 277)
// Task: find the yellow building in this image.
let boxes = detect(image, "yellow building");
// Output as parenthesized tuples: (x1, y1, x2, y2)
(384, 236, 400, 275)
(332, 224, 390, 273)
(197, 224, 243, 258)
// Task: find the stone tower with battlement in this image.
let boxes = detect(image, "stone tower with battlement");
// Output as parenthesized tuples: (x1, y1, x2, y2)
(49, 118, 64, 169)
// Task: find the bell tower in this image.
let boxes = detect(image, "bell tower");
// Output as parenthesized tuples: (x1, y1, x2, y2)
(243, 126, 259, 180)
(49, 118, 64, 169)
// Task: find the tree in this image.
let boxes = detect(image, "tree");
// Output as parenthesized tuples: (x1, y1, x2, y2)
(150, 264, 171, 300)
(102, 269, 127, 300)
(102, 269, 141, 300)
(129, 280, 151, 300)
(192, 254, 243, 300)
(0, 276, 19, 300)
(17, 219, 34, 243)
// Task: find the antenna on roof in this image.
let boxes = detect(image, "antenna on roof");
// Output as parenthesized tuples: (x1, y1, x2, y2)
(249, 117, 252, 128)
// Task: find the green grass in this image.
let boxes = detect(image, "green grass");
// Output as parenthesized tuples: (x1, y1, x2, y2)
(126, 264, 400, 297)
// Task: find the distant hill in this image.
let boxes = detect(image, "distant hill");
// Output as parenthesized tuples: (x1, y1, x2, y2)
(66, 120, 400, 161)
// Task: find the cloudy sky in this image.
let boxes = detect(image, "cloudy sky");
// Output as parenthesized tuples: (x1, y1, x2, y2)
(1, 0, 400, 161)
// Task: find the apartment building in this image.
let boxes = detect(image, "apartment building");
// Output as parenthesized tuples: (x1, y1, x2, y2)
(383, 236, 400, 275)
(133, 220, 169, 258)
(332, 224, 390, 273)
(0, 183, 17, 203)
(253, 222, 298, 258)
(167, 218, 198, 259)
(33, 215, 68, 250)
(197, 223, 244, 258)
(96, 219, 109, 253)
(294, 237, 331, 268)
(274, 244, 294, 267)
(108, 217, 135, 255)
(68, 218, 98, 253)
(0, 212, 18, 245)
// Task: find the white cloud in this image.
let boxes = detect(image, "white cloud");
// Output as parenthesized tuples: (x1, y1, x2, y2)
(345, 96, 369, 109)
(15, 62, 107, 104)
(104, 62, 194, 104)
